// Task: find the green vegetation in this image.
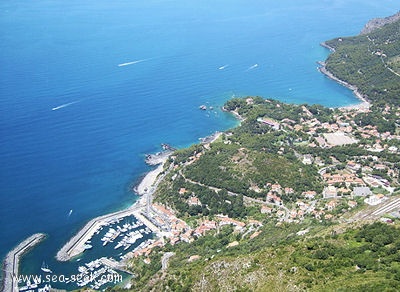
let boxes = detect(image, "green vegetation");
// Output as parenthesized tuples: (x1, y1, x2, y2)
(153, 97, 325, 220)
(325, 19, 400, 107)
(113, 222, 400, 291)
(184, 143, 321, 196)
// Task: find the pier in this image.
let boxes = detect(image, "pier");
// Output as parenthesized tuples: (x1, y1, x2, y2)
(2, 233, 46, 292)
(98, 257, 134, 275)
(56, 204, 146, 261)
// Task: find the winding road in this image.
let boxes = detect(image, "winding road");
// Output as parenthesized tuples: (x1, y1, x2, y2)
(179, 169, 290, 221)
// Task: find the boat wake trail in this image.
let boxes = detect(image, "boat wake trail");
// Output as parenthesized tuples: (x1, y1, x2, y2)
(52, 100, 81, 111)
(118, 58, 151, 67)
(218, 64, 229, 70)
(246, 63, 259, 71)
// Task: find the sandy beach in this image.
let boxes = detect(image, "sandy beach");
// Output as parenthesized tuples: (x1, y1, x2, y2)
(136, 156, 169, 195)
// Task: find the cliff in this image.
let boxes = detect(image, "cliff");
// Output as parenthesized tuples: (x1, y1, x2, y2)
(360, 11, 400, 34)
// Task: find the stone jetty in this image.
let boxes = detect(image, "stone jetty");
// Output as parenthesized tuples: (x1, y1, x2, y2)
(2, 233, 46, 292)
(56, 204, 145, 261)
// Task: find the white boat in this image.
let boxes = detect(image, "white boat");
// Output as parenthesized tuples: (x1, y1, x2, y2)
(83, 244, 92, 250)
(41, 262, 52, 273)
(114, 241, 124, 249)
(78, 266, 87, 273)
(126, 233, 143, 244)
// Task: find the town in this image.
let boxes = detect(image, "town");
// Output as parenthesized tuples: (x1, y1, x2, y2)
(121, 96, 399, 269)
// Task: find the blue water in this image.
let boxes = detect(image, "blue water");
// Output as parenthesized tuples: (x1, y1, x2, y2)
(0, 0, 398, 287)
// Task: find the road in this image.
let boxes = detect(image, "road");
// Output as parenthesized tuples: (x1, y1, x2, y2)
(161, 252, 175, 270)
(179, 169, 290, 221)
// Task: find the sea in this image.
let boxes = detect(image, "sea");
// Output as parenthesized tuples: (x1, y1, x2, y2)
(0, 0, 398, 289)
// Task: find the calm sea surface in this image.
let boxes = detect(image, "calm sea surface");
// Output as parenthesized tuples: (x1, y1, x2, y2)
(0, 0, 398, 287)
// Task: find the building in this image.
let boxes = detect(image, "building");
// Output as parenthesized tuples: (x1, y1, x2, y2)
(364, 194, 387, 206)
(271, 184, 282, 193)
(261, 205, 272, 214)
(348, 201, 358, 208)
(302, 191, 317, 200)
(187, 196, 201, 206)
(325, 200, 338, 211)
(353, 186, 372, 197)
(323, 186, 337, 198)
(284, 187, 294, 194)
(257, 117, 280, 130)
(302, 154, 313, 165)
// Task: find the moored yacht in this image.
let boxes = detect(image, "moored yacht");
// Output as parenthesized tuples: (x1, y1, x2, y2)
(41, 262, 52, 273)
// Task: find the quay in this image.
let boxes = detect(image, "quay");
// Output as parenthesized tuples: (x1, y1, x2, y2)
(132, 210, 163, 235)
(98, 257, 133, 275)
(56, 204, 145, 261)
(2, 233, 46, 292)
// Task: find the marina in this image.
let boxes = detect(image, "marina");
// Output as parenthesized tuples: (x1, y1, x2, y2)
(75, 257, 125, 290)
(56, 204, 149, 261)
(57, 215, 158, 290)
(56, 201, 167, 261)
(15, 215, 158, 291)
(51, 152, 173, 289)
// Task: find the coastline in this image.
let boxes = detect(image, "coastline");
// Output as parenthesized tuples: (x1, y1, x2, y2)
(9, 56, 371, 275)
(320, 41, 336, 52)
(199, 131, 223, 144)
(222, 106, 245, 122)
(135, 156, 169, 196)
(9, 41, 373, 280)
(317, 60, 371, 110)
(56, 154, 170, 261)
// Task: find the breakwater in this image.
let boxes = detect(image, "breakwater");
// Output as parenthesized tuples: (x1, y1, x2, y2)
(2, 233, 46, 292)
(56, 204, 146, 261)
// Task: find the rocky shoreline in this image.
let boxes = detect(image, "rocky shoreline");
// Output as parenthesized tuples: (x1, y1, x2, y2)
(360, 11, 400, 35)
(136, 155, 170, 195)
(320, 41, 335, 52)
(199, 131, 223, 144)
(317, 61, 370, 110)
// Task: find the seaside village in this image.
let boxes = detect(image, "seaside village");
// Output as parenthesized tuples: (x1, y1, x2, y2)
(126, 99, 400, 264)
(13, 98, 399, 292)
(248, 98, 399, 223)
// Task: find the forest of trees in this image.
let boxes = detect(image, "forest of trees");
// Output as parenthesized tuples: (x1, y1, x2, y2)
(325, 19, 400, 107)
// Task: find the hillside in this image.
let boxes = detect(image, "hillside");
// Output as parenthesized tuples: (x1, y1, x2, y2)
(360, 11, 400, 35)
(109, 89, 400, 291)
(324, 16, 400, 106)
(116, 222, 400, 291)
